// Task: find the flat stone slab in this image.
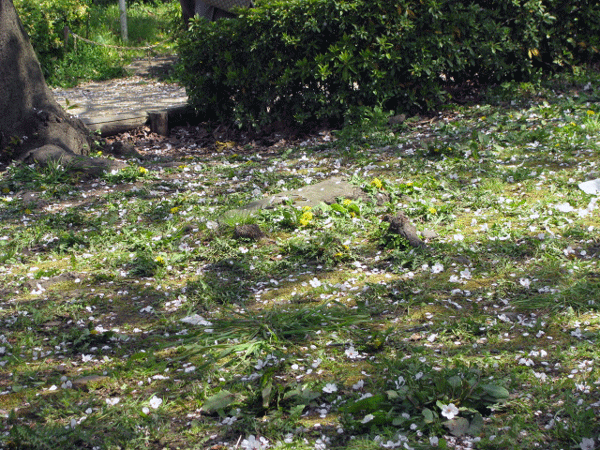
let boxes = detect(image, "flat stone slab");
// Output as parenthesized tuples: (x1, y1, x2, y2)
(579, 178, 600, 195)
(225, 177, 386, 219)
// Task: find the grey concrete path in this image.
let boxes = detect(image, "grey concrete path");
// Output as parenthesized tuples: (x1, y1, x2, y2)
(51, 56, 189, 136)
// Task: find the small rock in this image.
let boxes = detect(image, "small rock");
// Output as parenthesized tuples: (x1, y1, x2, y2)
(388, 114, 407, 125)
(105, 141, 142, 160)
(421, 229, 438, 240)
(451, 255, 471, 266)
(383, 212, 425, 248)
(233, 224, 265, 241)
(72, 375, 109, 391)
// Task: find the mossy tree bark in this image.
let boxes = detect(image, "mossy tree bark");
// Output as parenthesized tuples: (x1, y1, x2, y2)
(0, 0, 93, 164)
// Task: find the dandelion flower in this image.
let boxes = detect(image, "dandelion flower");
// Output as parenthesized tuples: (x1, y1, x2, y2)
(371, 178, 383, 189)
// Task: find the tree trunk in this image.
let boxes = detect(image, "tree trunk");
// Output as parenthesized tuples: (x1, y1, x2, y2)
(0, 0, 93, 164)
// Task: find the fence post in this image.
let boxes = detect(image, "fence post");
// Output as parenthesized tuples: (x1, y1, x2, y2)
(63, 25, 69, 50)
(118, 0, 128, 42)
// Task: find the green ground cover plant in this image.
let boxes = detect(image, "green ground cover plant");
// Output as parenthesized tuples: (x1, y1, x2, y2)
(1, 70, 600, 449)
(14, 0, 179, 87)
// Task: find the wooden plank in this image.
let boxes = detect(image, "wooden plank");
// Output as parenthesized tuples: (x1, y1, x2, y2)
(81, 114, 147, 137)
(79, 105, 199, 137)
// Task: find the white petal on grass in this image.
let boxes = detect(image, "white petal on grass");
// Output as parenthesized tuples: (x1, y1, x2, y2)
(322, 383, 337, 393)
(460, 268, 472, 279)
(309, 277, 322, 288)
(440, 403, 459, 420)
(431, 262, 444, 274)
(352, 379, 364, 390)
(580, 437, 595, 450)
(241, 435, 270, 450)
(149, 395, 162, 409)
(106, 397, 120, 406)
(345, 346, 360, 359)
(361, 413, 374, 424)
(519, 278, 531, 289)
(180, 314, 212, 326)
(555, 202, 575, 213)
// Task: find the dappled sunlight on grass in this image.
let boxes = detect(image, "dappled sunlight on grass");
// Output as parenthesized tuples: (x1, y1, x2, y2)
(1, 71, 600, 449)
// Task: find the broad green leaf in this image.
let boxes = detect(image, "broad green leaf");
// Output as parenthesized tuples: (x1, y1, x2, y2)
(467, 412, 484, 435)
(422, 407, 434, 423)
(481, 383, 509, 399)
(331, 203, 346, 213)
(447, 375, 462, 388)
(386, 390, 399, 400)
(444, 417, 470, 436)
(343, 394, 387, 414)
(262, 382, 273, 408)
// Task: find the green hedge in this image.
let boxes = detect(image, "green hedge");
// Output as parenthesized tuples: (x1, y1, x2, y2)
(178, 0, 600, 128)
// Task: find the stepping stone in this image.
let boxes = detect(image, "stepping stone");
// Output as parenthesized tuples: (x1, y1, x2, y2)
(579, 178, 600, 195)
(225, 177, 387, 219)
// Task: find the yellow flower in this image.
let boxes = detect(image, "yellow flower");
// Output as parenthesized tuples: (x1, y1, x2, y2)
(587, 110, 596, 115)
(405, 181, 413, 187)
(96, 151, 103, 156)
(170, 207, 179, 214)
(371, 178, 383, 189)
(155, 256, 165, 265)
(428, 207, 437, 214)
(139, 167, 148, 175)
(178, 165, 187, 169)
(302, 206, 312, 211)
(343, 199, 352, 206)
(299, 210, 313, 226)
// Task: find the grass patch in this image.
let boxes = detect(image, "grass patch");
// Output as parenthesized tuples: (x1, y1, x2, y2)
(1, 70, 600, 449)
